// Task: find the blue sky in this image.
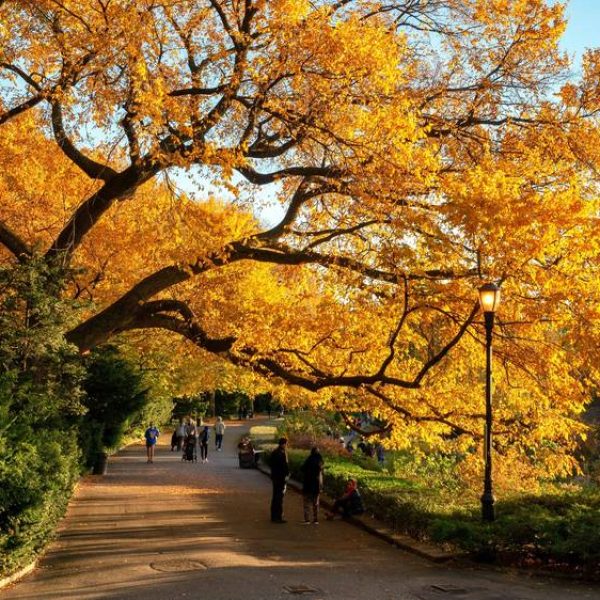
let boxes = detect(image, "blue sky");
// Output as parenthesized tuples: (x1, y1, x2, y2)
(561, 0, 600, 72)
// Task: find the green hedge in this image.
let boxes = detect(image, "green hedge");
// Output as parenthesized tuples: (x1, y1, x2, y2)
(0, 260, 86, 578)
(0, 262, 174, 579)
(0, 430, 80, 576)
(430, 490, 600, 573)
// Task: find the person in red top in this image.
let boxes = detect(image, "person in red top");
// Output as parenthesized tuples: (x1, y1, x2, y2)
(326, 478, 364, 520)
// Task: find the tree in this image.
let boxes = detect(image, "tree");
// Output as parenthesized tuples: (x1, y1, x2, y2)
(80, 345, 150, 469)
(171, 394, 208, 421)
(1, 0, 600, 480)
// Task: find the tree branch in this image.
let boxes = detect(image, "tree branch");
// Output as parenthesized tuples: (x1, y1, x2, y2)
(303, 219, 386, 249)
(412, 302, 480, 385)
(47, 161, 160, 262)
(376, 277, 412, 377)
(189, 1, 256, 142)
(0, 94, 44, 126)
(242, 242, 478, 284)
(51, 102, 118, 181)
(338, 410, 392, 437)
(236, 165, 340, 185)
(0, 62, 42, 91)
(169, 85, 227, 97)
(124, 309, 236, 354)
(139, 299, 196, 321)
(253, 180, 328, 241)
(365, 385, 478, 438)
(0, 220, 32, 261)
(233, 349, 419, 391)
(66, 237, 480, 351)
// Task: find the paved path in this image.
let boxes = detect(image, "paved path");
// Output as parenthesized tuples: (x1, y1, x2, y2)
(3, 421, 599, 600)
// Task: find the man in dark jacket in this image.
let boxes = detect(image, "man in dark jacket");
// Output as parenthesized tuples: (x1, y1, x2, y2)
(270, 437, 289, 523)
(301, 446, 324, 524)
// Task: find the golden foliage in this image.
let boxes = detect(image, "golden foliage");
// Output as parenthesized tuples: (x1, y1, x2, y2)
(1, 0, 599, 484)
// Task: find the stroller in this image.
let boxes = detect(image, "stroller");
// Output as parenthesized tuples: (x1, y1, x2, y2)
(182, 434, 197, 462)
(237, 437, 260, 468)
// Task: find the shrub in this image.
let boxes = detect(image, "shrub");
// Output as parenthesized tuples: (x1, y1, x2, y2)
(0, 259, 84, 577)
(430, 490, 600, 573)
(79, 346, 149, 468)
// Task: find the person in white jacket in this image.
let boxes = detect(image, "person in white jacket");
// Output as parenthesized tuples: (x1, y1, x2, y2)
(175, 420, 186, 451)
(215, 416, 226, 451)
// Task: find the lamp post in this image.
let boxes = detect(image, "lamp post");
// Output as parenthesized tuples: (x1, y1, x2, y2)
(478, 282, 501, 522)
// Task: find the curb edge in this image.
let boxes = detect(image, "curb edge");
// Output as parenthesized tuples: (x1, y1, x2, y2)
(0, 560, 37, 591)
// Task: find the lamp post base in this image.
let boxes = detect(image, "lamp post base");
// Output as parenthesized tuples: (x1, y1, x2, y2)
(481, 492, 495, 522)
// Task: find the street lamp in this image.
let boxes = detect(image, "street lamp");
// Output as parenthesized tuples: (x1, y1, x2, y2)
(478, 282, 501, 522)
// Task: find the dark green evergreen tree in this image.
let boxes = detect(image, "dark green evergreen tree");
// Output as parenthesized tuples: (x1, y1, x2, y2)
(80, 346, 149, 469)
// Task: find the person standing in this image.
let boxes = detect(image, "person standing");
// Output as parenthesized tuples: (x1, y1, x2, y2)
(144, 423, 160, 463)
(175, 420, 186, 451)
(376, 442, 385, 465)
(270, 437, 289, 523)
(214, 417, 226, 451)
(301, 446, 324, 524)
(200, 425, 210, 462)
(185, 418, 197, 438)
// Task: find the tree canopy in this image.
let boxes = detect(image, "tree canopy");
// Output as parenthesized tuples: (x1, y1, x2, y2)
(1, 0, 600, 479)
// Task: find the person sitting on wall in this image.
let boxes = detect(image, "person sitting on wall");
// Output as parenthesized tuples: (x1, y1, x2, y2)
(325, 478, 364, 520)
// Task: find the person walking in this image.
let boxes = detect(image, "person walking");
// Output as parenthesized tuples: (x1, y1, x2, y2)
(270, 437, 289, 523)
(214, 416, 226, 451)
(200, 425, 210, 462)
(144, 423, 160, 463)
(301, 446, 324, 524)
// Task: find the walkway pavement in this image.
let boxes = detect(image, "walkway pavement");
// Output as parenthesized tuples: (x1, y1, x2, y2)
(3, 421, 599, 600)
